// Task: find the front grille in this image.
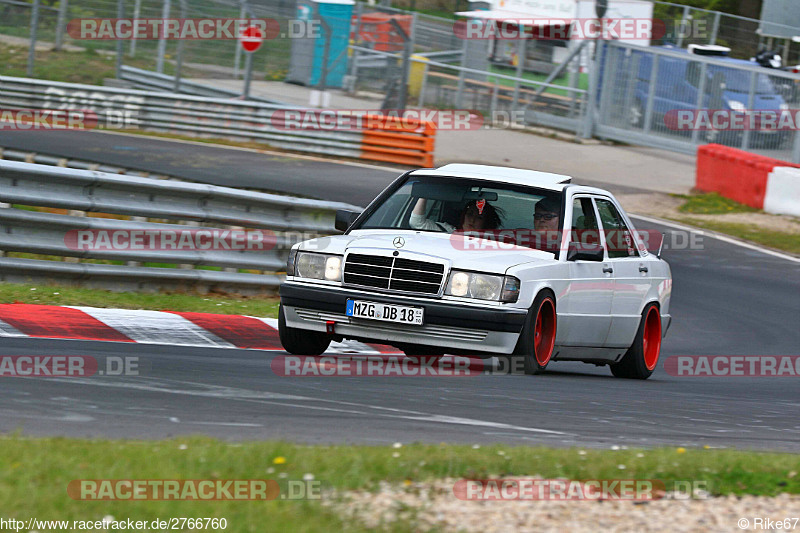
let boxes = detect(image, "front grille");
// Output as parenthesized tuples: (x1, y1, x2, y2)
(344, 253, 445, 295)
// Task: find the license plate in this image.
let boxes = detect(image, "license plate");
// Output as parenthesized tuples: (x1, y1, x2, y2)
(346, 300, 423, 325)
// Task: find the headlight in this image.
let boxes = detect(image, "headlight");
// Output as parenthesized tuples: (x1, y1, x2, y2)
(293, 252, 342, 281)
(726, 99, 746, 113)
(446, 271, 519, 303)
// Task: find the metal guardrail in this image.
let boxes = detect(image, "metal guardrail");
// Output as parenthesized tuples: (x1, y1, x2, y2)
(0, 160, 362, 291)
(118, 66, 285, 105)
(0, 75, 436, 166)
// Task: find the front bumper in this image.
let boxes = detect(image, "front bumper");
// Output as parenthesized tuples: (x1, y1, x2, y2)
(279, 282, 527, 354)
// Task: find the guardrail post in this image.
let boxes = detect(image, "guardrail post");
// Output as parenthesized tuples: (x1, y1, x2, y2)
(27, 0, 40, 77)
(792, 129, 800, 164)
(741, 71, 757, 151)
(54, 0, 69, 51)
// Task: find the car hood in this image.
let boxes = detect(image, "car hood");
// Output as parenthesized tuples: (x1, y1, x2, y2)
(299, 230, 556, 274)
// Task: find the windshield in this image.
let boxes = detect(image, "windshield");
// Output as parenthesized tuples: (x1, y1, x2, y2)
(356, 175, 563, 250)
(708, 65, 777, 94)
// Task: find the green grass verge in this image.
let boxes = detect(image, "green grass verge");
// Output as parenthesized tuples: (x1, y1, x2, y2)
(0, 282, 280, 317)
(671, 218, 800, 255)
(0, 437, 797, 532)
(674, 192, 759, 215)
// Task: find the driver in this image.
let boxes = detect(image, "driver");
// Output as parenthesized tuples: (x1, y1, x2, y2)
(410, 198, 503, 232)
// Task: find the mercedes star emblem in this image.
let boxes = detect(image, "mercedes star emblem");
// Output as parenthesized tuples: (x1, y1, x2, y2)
(393, 237, 405, 248)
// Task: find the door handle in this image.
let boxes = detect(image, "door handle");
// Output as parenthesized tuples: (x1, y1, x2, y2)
(639, 265, 649, 273)
(602, 266, 613, 274)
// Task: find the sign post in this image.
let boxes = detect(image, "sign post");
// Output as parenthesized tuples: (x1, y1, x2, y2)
(240, 25, 264, 100)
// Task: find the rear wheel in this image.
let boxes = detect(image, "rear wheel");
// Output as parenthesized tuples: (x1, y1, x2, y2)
(610, 303, 661, 379)
(278, 304, 331, 355)
(511, 291, 557, 375)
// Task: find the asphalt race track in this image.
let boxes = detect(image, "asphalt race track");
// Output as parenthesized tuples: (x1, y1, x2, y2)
(1, 134, 799, 451)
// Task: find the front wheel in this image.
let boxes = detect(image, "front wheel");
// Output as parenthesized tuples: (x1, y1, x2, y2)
(278, 304, 331, 355)
(610, 303, 661, 379)
(511, 291, 557, 375)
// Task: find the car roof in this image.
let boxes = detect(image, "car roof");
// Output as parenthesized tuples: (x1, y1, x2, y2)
(410, 164, 573, 191)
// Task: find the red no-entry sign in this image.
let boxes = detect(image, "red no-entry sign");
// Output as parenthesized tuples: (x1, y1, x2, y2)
(240, 26, 264, 53)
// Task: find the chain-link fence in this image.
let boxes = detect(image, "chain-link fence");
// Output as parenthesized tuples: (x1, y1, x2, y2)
(3, 0, 800, 163)
(594, 40, 800, 162)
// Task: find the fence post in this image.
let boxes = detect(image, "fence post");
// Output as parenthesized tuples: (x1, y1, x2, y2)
(690, 62, 708, 146)
(234, 0, 248, 78)
(27, 0, 40, 77)
(643, 53, 659, 134)
(740, 71, 757, 151)
(417, 59, 428, 107)
(349, 2, 362, 86)
(115, 0, 124, 79)
(676, 5, 690, 50)
(581, 40, 601, 139)
(54, 0, 69, 51)
(709, 11, 720, 46)
(156, 0, 172, 73)
(792, 128, 800, 164)
(511, 32, 525, 110)
(130, 0, 141, 57)
(173, 0, 187, 92)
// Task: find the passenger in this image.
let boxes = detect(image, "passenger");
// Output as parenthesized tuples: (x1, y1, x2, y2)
(410, 198, 503, 232)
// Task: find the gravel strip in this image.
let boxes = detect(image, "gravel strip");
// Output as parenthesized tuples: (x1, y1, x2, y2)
(329, 479, 800, 532)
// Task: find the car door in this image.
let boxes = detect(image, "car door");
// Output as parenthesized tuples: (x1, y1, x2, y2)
(594, 197, 652, 348)
(562, 196, 614, 347)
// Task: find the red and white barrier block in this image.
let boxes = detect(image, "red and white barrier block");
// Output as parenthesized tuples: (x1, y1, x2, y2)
(764, 167, 800, 217)
(696, 144, 800, 216)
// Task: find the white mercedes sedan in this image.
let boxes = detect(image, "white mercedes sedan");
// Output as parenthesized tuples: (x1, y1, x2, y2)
(278, 164, 672, 379)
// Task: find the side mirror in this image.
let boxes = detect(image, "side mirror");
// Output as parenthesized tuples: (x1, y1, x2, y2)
(335, 209, 361, 232)
(566, 242, 604, 262)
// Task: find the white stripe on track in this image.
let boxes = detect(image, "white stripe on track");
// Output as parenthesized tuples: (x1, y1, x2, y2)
(0, 318, 27, 337)
(67, 307, 236, 348)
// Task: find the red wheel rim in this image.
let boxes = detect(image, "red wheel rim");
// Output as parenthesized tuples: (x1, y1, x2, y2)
(534, 298, 556, 367)
(642, 307, 661, 371)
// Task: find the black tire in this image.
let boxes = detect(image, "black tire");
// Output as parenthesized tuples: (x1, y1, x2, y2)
(278, 304, 331, 355)
(610, 303, 661, 380)
(400, 344, 444, 365)
(510, 290, 557, 375)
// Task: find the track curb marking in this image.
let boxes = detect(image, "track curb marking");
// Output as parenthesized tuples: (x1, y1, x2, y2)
(0, 304, 402, 354)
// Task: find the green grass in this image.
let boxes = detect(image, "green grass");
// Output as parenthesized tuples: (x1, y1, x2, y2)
(674, 192, 760, 215)
(0, 437, 797, 532)
(0, 282, 280, 317)
(487, 64, 589, 97)
(672, 218, 800, 255)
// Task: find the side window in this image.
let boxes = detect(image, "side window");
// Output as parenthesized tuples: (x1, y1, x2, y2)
(571, 198, 600, 246)
(595, 199, 638, 259)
